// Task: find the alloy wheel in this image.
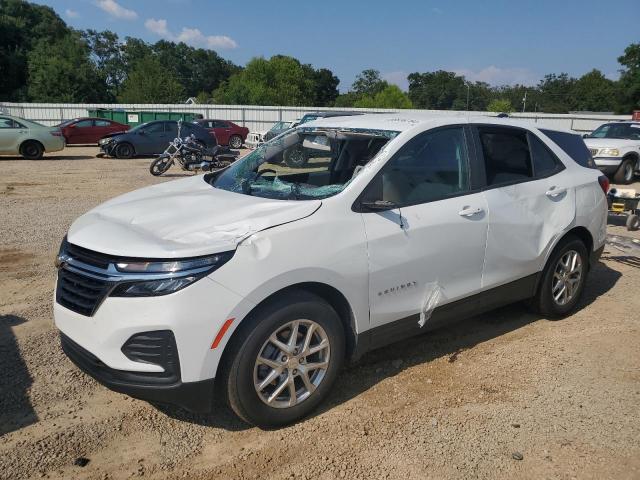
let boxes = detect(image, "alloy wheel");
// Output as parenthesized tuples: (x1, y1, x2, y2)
(551, 249, 583, 306)
(253, 319, 330, 409)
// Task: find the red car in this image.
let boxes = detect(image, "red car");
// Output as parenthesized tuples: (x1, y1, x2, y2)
(58, 117, 130, 145)
(194, 119, 249, 149)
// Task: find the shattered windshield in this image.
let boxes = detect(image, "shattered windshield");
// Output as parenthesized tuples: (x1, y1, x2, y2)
(210, 127, 398, 200)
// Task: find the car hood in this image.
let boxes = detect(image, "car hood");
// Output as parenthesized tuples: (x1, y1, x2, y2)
(67, 175, 322, 258)
(101, 130, 129, 140)
(584, 138, 639, 148)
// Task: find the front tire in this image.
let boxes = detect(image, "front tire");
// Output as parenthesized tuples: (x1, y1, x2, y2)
(528, 235, 588, 319)
(221, 291, 345, 428)
(229, 135, 243, 149)
(115, 142, 134, 159)
(20, 140, 44, 160)
(613, 158, 635, 184)
(149, 156, 172, 176)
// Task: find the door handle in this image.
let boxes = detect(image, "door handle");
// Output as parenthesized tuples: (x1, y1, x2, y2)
(458, 206, 484, 217)
(545, 186, 567, 197)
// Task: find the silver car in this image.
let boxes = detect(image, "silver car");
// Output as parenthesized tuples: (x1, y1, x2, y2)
(0, 114, 65, 159)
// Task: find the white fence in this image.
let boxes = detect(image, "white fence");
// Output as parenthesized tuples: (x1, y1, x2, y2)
(0, 102, 630, 133)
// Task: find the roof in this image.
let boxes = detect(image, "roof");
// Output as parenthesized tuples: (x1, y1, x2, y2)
(304, 112, 577, 135)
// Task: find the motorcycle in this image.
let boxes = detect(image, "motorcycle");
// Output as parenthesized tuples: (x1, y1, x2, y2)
(150, 123, 238, 176)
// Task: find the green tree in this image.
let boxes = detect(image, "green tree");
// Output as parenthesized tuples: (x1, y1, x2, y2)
(616, 43, 640, 113)
(351, 69, 388, 97)
(27, 33, 107, 102)
(82, 29, 127, 100)
(118, 56, 185, 103)
(407, 70, 466, 109)
(0, 0, 70, 100)
(487, 98, 514, 113)
(213, 56, 318, 106)
(311, 68, 340, 106)
(537, 73, 576, 113)
(571, 69, 616, 112)
(354, 85, 413, 109)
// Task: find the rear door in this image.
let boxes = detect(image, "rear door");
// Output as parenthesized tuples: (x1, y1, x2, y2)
(360, 126, 488, 330)
(473, 125, 575, 289)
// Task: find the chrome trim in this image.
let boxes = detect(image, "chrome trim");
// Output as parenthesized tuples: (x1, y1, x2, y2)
(59, 254, 214, 282)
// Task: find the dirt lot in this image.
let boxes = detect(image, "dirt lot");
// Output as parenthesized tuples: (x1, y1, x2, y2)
(1, 145, 639, 480)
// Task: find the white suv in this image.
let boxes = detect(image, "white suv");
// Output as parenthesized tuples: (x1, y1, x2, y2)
(54, 115, 608, 427)
(583, 121, 640, 184)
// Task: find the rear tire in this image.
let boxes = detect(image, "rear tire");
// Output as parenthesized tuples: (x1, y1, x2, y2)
(527, 235, 589, 319)
(626, 213, 640, 231)
(20, 140, 44, 160)
(115, 142, 134, 159)
(220, 290, 345, 428)
(613, 158, 634, 184)
(229, 135, 243, 149)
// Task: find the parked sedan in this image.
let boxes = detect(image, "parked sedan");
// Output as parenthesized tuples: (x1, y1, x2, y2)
(99, 120, 216, 158)
(194, 119, 249, 148)
(0, 114, 65, 159)
(58, 117, 129, 145)
(583, 122, 640, 184)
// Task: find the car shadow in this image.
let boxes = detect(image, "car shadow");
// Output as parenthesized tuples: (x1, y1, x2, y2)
(0, 315, 37, 436)
(152, 261, 621, 431)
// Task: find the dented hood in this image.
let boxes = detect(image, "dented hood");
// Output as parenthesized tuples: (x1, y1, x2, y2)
(67, 175, 321, 258)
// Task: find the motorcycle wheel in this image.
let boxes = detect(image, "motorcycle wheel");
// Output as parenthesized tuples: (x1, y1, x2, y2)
(150, 156, 172, 176)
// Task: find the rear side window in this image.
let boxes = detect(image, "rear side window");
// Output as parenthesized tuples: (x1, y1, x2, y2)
(95, 120, 111, 127)
(528, 133, 563, 177)
(478, 127, 532, 186)
(540, 129, 596, 169)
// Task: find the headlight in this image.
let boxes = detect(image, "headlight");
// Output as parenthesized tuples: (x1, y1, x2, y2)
(99, 138, 111, 145)
(111, 252, 234, 297)
(598, 148, 620, 157)
(115, 253, 231, 273)
(111, 276, 200, 297)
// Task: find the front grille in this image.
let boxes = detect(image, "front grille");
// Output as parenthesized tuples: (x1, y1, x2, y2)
(56, 268, 112, 316)
(589, 148, 598, 156)
(64, 242, 114, 269)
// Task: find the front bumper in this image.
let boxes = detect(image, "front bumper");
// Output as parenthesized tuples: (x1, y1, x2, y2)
(61, 333, 215, 412)
(594, 157, 622, 175)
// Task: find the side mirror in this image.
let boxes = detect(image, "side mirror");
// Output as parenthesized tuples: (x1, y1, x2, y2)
(582, 133, 589, 138)
(138, 130, 145, 135)
(361, 199, 398, 211)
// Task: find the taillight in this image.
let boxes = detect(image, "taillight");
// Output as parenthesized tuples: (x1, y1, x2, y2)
(598, 175, 610, 195)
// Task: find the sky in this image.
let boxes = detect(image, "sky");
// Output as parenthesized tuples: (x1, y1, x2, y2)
(34, 0, 640, 92)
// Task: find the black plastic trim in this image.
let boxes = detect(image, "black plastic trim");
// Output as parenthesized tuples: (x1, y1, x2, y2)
(60, 333, 214, 413)
(352, 273, 539, 359)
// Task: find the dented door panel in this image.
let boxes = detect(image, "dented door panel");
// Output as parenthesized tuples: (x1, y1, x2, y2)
(481, 170, 576, 289)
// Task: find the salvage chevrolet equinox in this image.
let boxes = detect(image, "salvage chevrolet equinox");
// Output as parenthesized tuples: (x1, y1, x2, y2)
(55, 114, 608, 427)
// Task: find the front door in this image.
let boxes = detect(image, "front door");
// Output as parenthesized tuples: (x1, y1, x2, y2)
(360, 126, 488, 329)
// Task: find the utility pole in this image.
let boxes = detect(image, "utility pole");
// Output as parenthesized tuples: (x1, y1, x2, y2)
(522, 91, 527, 113)
(466, 83, 470, 111)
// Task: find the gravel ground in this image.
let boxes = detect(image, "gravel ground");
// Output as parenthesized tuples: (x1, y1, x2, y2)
(1, 145, 639, 480)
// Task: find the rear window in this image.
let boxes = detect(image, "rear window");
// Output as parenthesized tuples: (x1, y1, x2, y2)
(540, 129, 596, 169)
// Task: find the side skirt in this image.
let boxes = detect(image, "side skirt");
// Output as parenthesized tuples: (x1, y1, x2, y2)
(352, 273, 539, 359)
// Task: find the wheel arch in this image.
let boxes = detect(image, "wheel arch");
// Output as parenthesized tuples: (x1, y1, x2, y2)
(215, 281, 358, 378)
(622, 151, 639, 169)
